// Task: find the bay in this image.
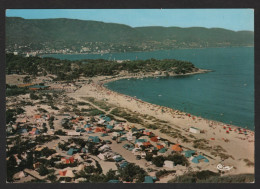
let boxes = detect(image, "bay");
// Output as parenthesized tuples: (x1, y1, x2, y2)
(43, 47, 254, 129)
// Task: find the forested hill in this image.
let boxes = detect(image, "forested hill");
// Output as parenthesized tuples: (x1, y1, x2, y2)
(6, 17, 254, 53)
(6, 53, 197, 80)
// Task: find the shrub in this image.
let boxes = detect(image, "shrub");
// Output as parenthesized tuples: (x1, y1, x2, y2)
(156, 169, 176, 178)
(38, 164, 49, 176)
(168, 170, 220, 183)
(152, 156, 165, 167)
(166, 154, 189, 166)
(54, 129, 67, 136)
(30, 93, 39, 100)
(145, 153, 153, 161)
(118, 163, 147, 182)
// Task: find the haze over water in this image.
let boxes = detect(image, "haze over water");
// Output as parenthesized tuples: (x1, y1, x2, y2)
(44, 47, 254, 129)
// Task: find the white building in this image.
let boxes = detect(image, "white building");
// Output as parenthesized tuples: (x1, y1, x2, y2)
(163, 160, 174, 168)
(189, 127, 200, 134)
(67, 131, 81, 136)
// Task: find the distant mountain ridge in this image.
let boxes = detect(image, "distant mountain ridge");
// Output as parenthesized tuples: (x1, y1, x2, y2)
(5, 17, 254, 53)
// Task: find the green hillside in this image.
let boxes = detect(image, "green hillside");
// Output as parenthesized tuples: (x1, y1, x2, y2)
(5, 17, 254, 53)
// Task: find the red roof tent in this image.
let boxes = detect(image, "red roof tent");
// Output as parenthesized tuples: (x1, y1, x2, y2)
(143, 141, 152, 147)
(59, 170, 67, 176)
(95, 127, 104, 133)
(157, 144, 164, 150)
(61, 157, 75, 164)
(171, 144, 183, 152)
(34, 115, 41, 119)
(150, 137, 158, 142)
(143, 130, 153, 136)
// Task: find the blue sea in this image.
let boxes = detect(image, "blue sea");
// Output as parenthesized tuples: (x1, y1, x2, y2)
(43, 47, 254, 129)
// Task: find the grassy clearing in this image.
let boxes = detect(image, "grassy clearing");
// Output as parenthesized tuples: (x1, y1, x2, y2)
(110, 108, 144, 124)
(81, 97, 113, 111)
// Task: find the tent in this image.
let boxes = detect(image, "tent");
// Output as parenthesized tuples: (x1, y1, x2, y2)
(88, 136, 100, 143)
(131, 127, 138, 132)
(158, 148, 167, 154)
(171, 144, 183, 152)
(84, 124, 91, 128)
(142, 141, 152, 147)
(17, 128, 28, 134)
(135, 139, 147, 144)
(101, 133, 108, 137)
(143, 130, 153, 136)
(191, 157, 199, 164)
(150, 137, 158, 142)
(103, 116, 111, 122)
(144, 176, 154, 183)
(183, 150, 196, 158)
(119, 137, 127, 142)
(106, 125, 114, 130)
(156, 144, 164, 150)
(95, 127, 104, 133)
(108, 180, 121, 183)
(34, 115, 41, 119)
(115, 156, 124, 162)
(191, 155, 209, 163)
(67, 148, 77, 155)
(85, 127, 92, 131)
(59, 170, 67, 176)
(123, 144, 130, 149)
(61, 157, 75, 164)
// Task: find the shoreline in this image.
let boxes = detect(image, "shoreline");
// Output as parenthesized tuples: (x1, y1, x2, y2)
(69, 70, 254, 175)
(93, 70, 253, 132)
(37, 46, 254, 57)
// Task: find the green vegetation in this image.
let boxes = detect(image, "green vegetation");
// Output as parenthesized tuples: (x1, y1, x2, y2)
(35, 135, 59, 144)
(156, 169, 176, 178)
(6, 17, 254, 54)
(193, 138, 210, 150)
(151, 154, 189, 167)
(168, 171, 254, 183)
(6, 53, 197, 80)
(54, 129, 67, 136)
(118, 163, 147, 182)
(110, 108, 143, 124)
(82, 97, 112, 111)
(152, 156, 165, 167)
(6, 107, 25, 124)
(166, 154, 190, 166)
(6, 85, 29, 96)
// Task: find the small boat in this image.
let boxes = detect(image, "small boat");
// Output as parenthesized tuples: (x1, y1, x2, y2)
(158, 94, 162, 97)
(197, 78, 200, 80)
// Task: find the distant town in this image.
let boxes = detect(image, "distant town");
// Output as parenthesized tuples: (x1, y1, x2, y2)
(6, 40, 232, 57)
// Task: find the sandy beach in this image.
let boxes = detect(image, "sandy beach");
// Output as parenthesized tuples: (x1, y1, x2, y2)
(68, 73, 254, 176)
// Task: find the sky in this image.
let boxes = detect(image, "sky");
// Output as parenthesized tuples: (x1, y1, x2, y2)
(6, 9, 254, 31)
